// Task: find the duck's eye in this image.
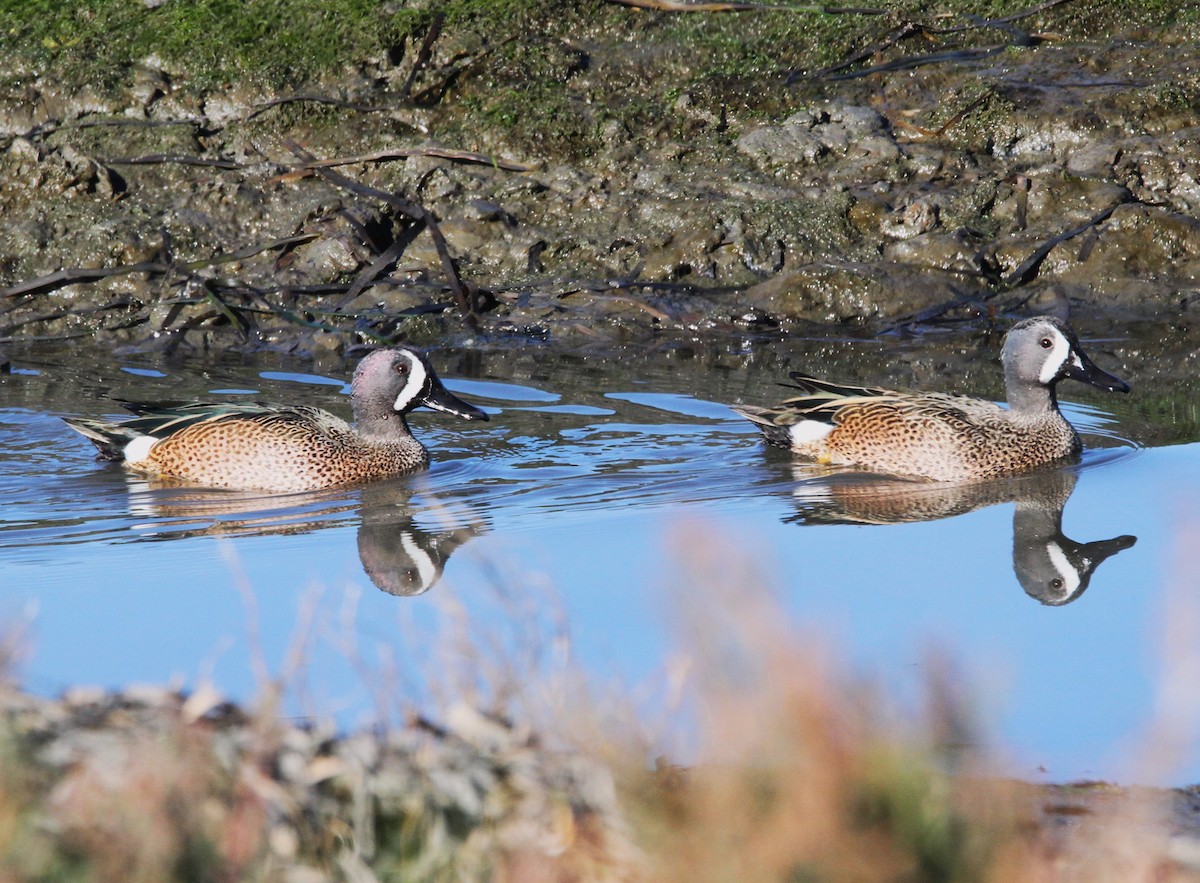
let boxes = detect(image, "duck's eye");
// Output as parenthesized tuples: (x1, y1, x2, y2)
(394, 362, 409, 376)
(1039, 337, 1053, 349)
(1050, 578, 1064, 590)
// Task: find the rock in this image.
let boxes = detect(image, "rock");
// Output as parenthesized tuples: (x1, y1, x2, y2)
(737, 102, 895, 167)
(1058, 204, 1200, 281)
(880, 200, 940, 240)
(737, 120, 827, 165)
(883, 230, 979, 272)
(1066, 142, 1119, 178)
(282, 234, 368, 282)
(739, 263, 953, 324)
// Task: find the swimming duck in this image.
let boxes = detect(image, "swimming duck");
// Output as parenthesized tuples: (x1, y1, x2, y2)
(64, 346, 489, 492)
(734, 316, 1129, 482)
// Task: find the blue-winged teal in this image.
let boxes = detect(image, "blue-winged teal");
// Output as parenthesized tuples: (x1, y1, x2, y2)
(64, 346, 489, 492)
(734, 316, 1130, 482)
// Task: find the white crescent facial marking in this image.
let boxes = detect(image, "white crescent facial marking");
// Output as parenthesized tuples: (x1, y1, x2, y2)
(122, 435, 158, 465)
(788, 420, 834, 446)
(392, 351, 429, 412)
(1046, 541, 1082, 601)
(1038, 328, 1072, 385)
(399, 530, 438, 594)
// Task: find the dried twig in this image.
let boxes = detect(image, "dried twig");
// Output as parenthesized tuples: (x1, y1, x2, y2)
(284, 139, 480, 327)
(341, 221, 434, 309)
(886, 196, 1131, 331)
(1002, 198, 1127, 288)
(74, 117, 204, 130)
(0, 331, 93, 345)
(102, 154, 243, 170)
(301, 147, 532, 173)
(202, 284, 250, 338)
(610, 0, 889, 10)
(20, 116, 203, 141)
(402, 11, 446, 98)
(806, 21, 922, 80)
(579, 293, 673, 322)
(1, 233, 317, 298)
(610, 0, 824, 10)
(240, 94, 399, 124)
(819, 43, 1009, 80)
(888, 90, 992, 137)
(2, 264, 166, 298)
(807, 0, 1080, 81)
(885, 286, 991, 331)
(928, 0, 1076, 34)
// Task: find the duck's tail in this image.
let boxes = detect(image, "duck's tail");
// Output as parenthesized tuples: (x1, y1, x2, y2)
(729, 404, 799, 449)
(62, 417, 139, 461)
(733, 373, 888, 450)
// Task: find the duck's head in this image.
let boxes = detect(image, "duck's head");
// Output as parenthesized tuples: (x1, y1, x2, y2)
(352, 346, 490, 423)
(1002, 316, 1130, 395)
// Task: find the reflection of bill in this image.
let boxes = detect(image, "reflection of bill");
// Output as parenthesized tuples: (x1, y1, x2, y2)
(783, 466, 1135, 607)
(121, 477, 489, 597)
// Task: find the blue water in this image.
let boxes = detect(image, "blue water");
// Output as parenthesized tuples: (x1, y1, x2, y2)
(1, 339, 1195, 785)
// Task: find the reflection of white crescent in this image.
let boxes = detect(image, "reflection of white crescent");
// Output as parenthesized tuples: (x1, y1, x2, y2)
(1045, 541, 1083, 602)
(400, 530, 438, 593)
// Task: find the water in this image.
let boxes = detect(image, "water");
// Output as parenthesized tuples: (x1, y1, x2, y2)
(1, 334, 1195, 785)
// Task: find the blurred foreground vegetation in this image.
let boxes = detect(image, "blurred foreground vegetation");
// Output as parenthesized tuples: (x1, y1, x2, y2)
(0, 525, 1194, 882)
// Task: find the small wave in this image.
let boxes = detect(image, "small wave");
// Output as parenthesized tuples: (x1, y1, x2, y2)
(1061, 400, 1126, 432)
(1076, 441, 1145, 473)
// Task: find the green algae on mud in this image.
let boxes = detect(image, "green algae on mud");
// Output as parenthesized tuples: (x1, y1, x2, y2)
(4, 0, 1197, 133)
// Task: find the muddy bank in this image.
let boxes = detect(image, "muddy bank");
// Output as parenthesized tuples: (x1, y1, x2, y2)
(2, 6, 1200, 361)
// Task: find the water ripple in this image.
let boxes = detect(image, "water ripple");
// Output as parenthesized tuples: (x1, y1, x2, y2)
(0, 379, 1150, 552)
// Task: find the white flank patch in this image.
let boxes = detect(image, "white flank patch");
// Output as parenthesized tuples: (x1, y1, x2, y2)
(1046, 541, 1082, 600)
(122, 434, 158, 465)
(1038, 328, 1072, 384)
(788, 420, 834, 446)
(392, 351, 429, 411)
(400, 531, 438, 593)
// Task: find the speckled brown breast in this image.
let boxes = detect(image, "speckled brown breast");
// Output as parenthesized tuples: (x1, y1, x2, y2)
(134, 414, 428, 492)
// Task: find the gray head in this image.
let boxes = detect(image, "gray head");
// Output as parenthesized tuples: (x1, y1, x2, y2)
(350, 347, 489, 432)
(1001, 317, 1129, 412)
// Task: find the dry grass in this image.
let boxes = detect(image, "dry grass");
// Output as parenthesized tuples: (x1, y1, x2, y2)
(1, 521, 1200, 882)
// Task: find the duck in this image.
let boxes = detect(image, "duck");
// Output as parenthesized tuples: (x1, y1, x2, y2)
(733, 316, 1129, 482)
(64, 346, 489, 492)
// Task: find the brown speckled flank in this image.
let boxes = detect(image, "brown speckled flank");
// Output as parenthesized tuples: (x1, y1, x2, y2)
(734, 317, 1130, 482)
(64, 347, 489, 492)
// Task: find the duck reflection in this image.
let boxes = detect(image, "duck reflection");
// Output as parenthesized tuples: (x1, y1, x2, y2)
(355, 483, 485, 596)
(1009, 486, 1135, 606)
(783, 468, 1135, 605)
(123, 477, 486, 597)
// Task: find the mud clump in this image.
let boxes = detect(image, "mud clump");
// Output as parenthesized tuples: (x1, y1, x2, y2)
(2, 9, 1200, 357)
